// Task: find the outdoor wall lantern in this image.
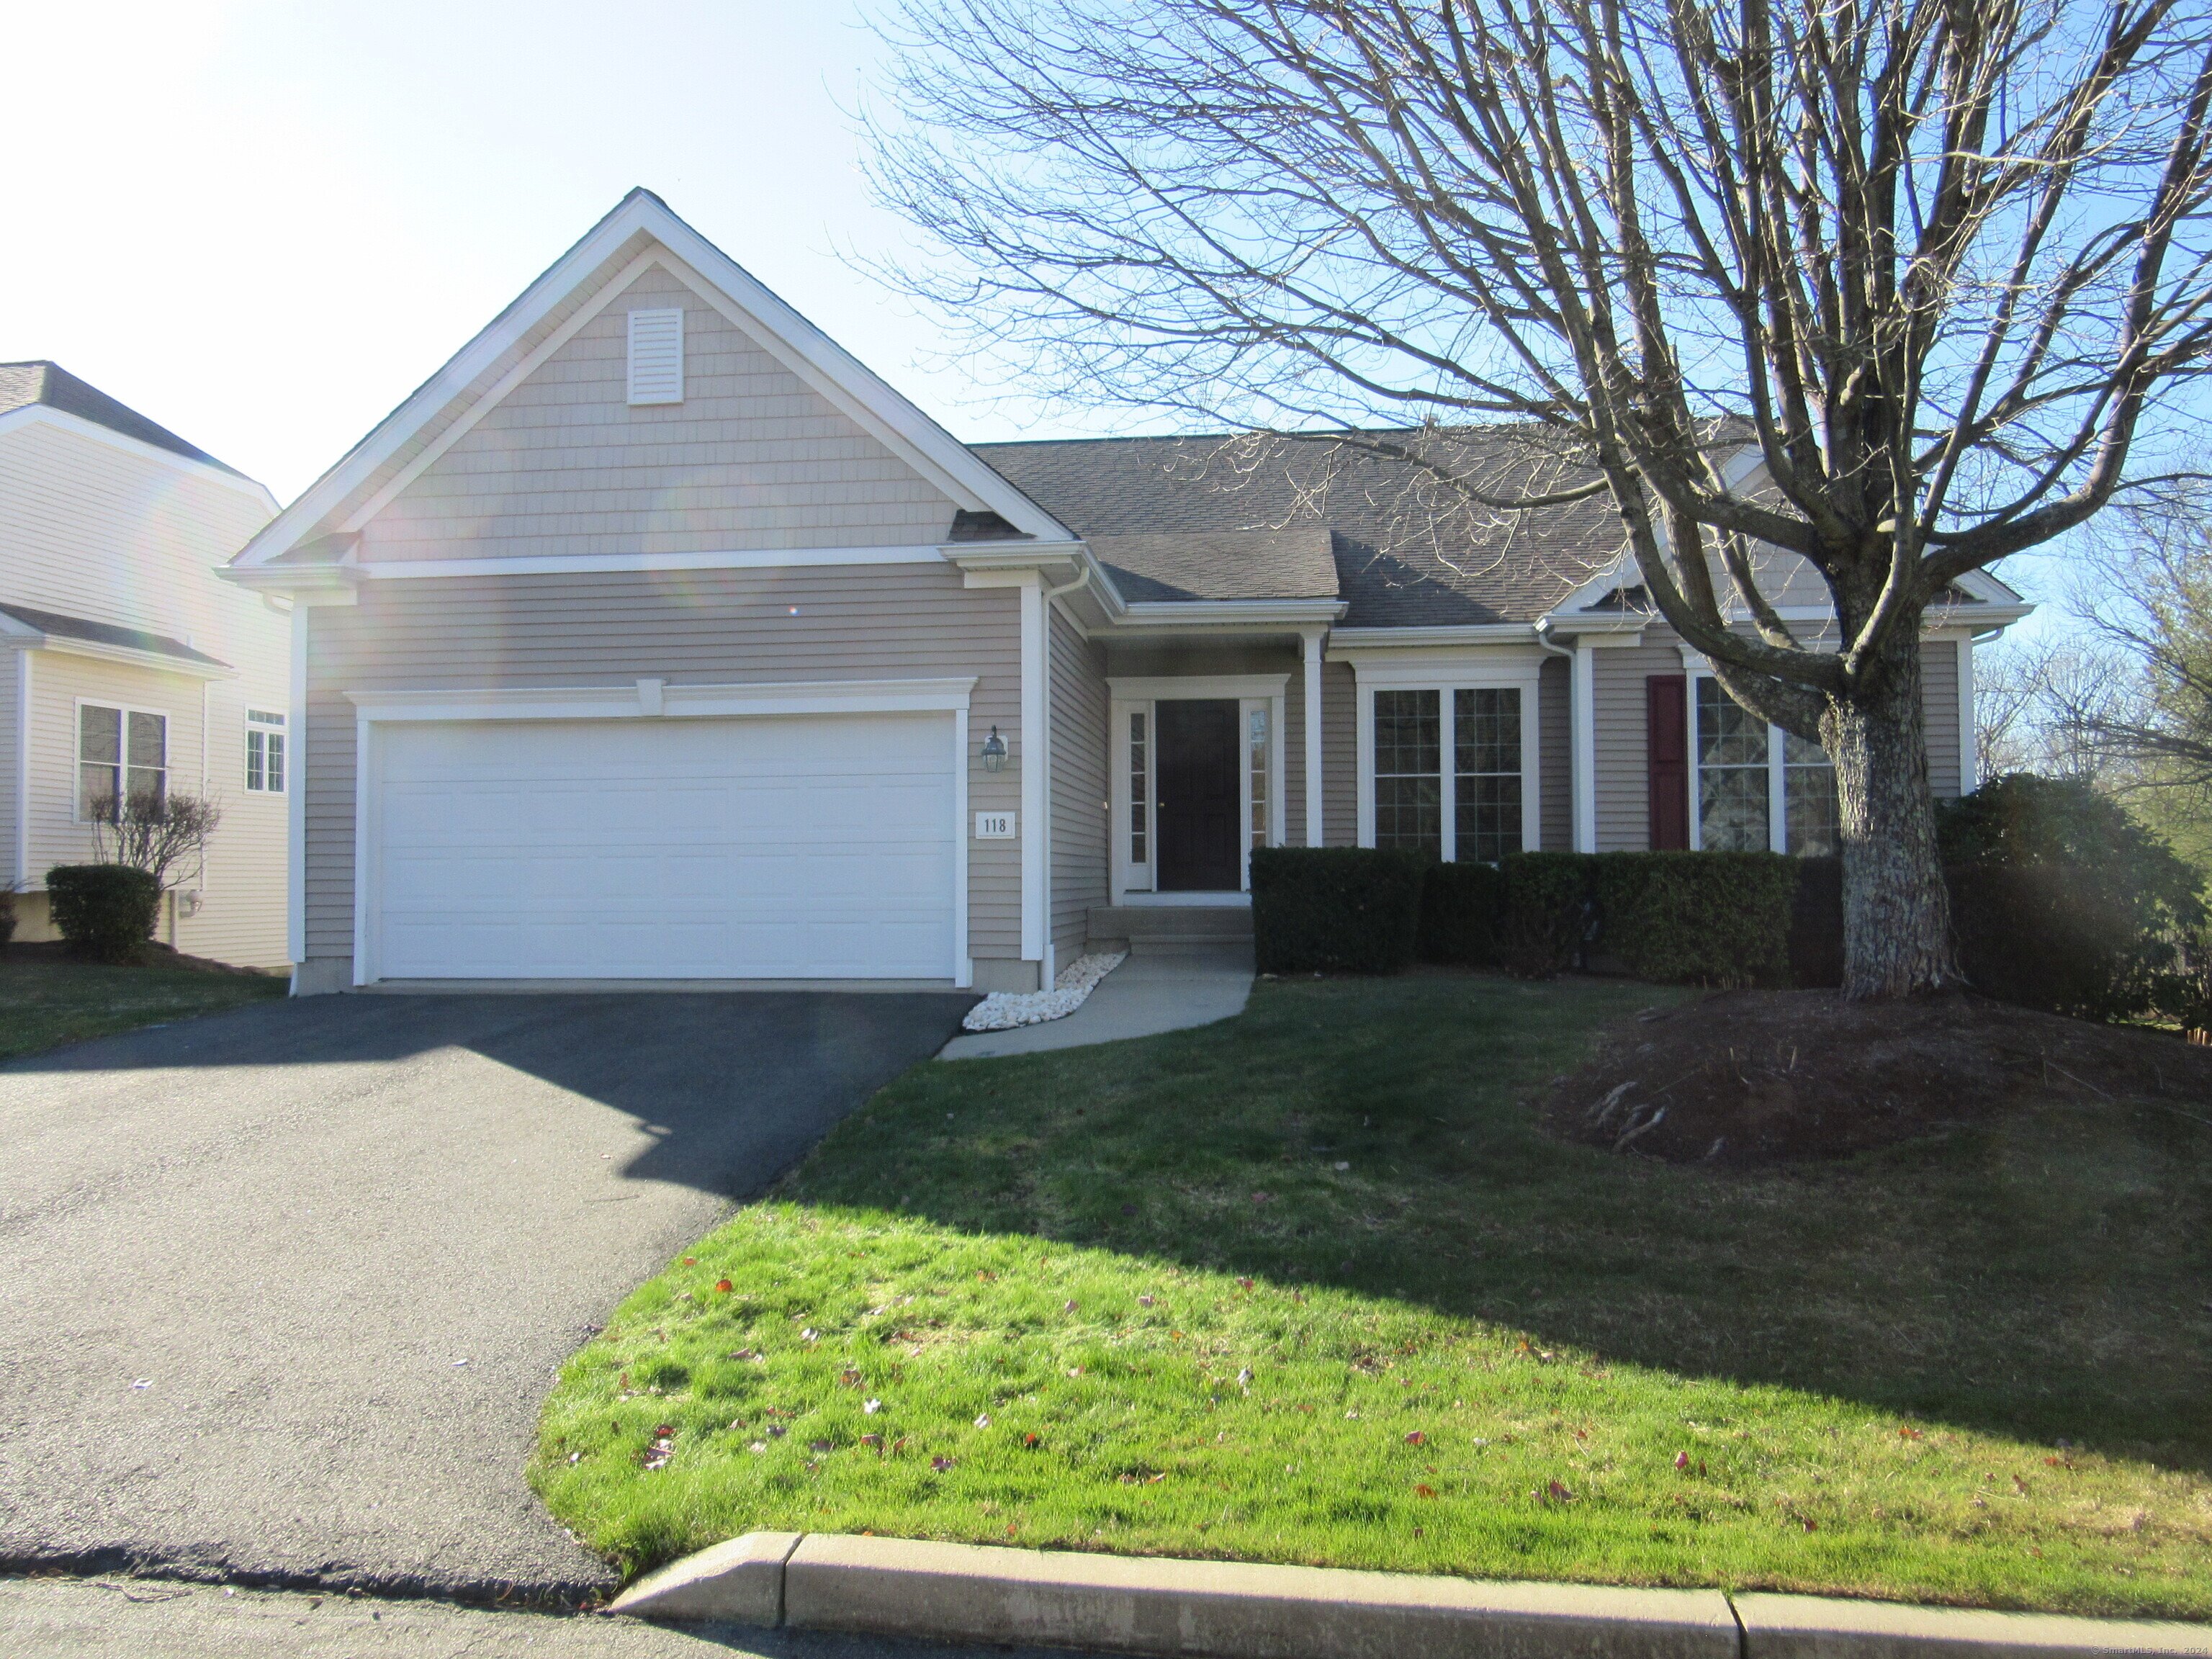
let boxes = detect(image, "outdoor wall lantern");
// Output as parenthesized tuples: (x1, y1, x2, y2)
(980, 726, 1007, 773)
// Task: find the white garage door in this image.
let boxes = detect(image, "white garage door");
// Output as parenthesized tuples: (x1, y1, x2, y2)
(369, 713, 956, 980)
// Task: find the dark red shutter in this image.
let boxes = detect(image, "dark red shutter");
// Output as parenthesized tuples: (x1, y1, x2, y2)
(1647, 675, 1690, 850)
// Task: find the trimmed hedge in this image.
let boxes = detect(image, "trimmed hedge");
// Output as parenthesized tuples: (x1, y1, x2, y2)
(1249, 847, 1426, 974)
(1496, 853, 1596, 979)
(46, 863, 161, 965)
(1417, 860, 1503, 966)
(1593, 850, 1799, 988)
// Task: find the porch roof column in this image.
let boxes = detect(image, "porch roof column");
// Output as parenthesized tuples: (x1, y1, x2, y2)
(1302, 627, 1325, 848)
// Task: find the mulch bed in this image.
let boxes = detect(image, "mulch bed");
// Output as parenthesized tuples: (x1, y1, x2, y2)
(0, 939, 277, 978)
(1542, 988, 2212, 1167)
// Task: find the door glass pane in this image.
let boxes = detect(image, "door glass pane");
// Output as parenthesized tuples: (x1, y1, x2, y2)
(1454, 688, 1522, 862)
(1248, 706, 1269, 848)
(1373, 689, 1440, 855)
(1129, 711, 1148, 865)
(1696, 678, 1768, 850)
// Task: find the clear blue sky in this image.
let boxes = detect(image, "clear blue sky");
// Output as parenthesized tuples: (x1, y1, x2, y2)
(0, 0, 1111, 504)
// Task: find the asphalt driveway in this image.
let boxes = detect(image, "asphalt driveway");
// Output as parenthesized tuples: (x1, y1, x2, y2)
(0, 989, 974, 1602)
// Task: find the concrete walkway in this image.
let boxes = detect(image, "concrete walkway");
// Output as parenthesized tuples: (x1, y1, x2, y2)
(938, 947, 1254, 1060)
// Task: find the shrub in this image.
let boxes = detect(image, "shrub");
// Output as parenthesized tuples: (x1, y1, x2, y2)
(1593, 851, 1798, 987)
(45, 863, 162, 965)
(0, 887, 14, 950)
(1496, 852, 1595, 979)
(1418, 860, 1503, 966)
(1940, 774, 2207, 1022)
(1249, 847, 1426, 974)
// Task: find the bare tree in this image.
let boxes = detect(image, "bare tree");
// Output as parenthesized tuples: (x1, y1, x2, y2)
(2067, 496, 2212, 790)
(863, 0, 2212, 998)
(1976, 632, 2146, 782)
(90, 790, 222, 893)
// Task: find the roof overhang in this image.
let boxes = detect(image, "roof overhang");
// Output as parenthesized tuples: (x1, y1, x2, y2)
(0, 613, 236, 680)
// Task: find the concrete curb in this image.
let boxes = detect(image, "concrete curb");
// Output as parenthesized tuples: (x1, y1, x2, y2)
(603, 1533, 2212, 1659)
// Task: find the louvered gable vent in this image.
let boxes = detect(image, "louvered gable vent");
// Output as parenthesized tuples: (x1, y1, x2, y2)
(626, 307, 685, 405)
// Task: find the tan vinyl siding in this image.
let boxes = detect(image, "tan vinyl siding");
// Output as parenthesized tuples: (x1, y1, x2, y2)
(1922, 638, 1963, 799)
(300, 564, 1021, 970)
(1321, 660, 1357, 846)
(363, 266, 958, 560)
(0, 649, 16, 886)
(1539, 654, 1570, 851)
(1049, 605, 1108, 963)
(0, 418, 285, 966)
(1592, 635, 1690, 852)
(1589, 626, 1972, 851)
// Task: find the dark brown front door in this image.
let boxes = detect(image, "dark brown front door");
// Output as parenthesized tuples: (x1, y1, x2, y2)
(1156, 699, 1241, 890)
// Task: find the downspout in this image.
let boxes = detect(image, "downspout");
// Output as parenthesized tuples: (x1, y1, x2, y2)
(1534, 624, 1592, 854)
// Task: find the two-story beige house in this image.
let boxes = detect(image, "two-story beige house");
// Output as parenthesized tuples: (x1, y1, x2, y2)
(2, 362, 287, 968)
(223, 191, 2027, 996)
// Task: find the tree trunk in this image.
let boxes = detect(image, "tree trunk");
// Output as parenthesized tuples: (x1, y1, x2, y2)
(1822, 637, 1963, 1000)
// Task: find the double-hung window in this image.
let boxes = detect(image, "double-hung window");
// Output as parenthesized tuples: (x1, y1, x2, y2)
(246, 709, 286, 793)
(1693, 677, 1837, 855)
(78, 703, 166, 819)
(1371, 683, 1527, 862)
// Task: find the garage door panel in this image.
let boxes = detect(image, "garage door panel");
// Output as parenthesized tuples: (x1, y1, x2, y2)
(372, 713, 957, 980)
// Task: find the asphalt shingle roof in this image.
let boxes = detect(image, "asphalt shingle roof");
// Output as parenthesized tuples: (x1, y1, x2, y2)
(974, 431, 1631, 626)
(0, 361, 246, 478)
(0, 602, 230, 669)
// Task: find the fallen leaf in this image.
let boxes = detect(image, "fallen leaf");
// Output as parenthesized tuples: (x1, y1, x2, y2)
(749, 1442, 768, 1453)
(1415, 1484, 1438, 1498)
(932, 1456, 956, 1472)
(1237, 1277, 1255, 1290)
(1024, 1432, 1041, 1447)
(682, 1258, 696, 1266)
(801, 1329, 819, 1341)
(1548, 1479, 1575, 1501)
(1674, 1452, 1690, 1469)
(768, 1425, 788, 1438)
(841, 1370, 863, 1387)
(714, 1280, 733, 1294)
(1405, 1431, 1426, 1445)
(1899, 1426, 1924, 1439)
(810, 1439, 835, 1453)
(1064, 1300, 1078, 1313)
(861, 1434, 884, 1449)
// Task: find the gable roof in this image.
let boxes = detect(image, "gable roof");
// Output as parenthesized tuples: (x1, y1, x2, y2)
(978, 431, 2032, 627)
(234, 189, 1071, 568)
(0, 362, 248, 478)
(974, 431, 1626, 627)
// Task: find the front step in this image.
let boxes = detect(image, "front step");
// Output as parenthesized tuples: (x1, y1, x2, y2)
(1088, 904, 1254, 955)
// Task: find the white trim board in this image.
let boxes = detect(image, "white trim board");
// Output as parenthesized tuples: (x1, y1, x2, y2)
(235, 192, 1071, 568)
(343, 676, 978, 724)
(353, 545, 947, 580)
(1106, 674, 1290, 701)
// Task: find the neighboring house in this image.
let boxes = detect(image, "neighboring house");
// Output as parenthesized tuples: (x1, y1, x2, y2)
(223, 191, 2029, 996)
(1, 362, 287, 968)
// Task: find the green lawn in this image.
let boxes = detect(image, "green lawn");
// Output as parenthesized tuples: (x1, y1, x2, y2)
(0, 956, 287, 1060)
(531, 975, 2212, 1618)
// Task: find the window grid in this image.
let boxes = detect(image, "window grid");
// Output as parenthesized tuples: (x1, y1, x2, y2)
(1128, 710, 1148, 866)
(78, 703, 166, 820)
(1373, 688, 1442, 855)
(1454, 687, 1524, 863)
(1696, 678, 1839, 855)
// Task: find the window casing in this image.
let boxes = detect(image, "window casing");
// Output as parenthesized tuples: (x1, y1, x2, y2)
(246, 709, 287, 793)
(78, 703, 167, 820)
(1362, 676, 1534, 862)
(1691, 675, 1837, 855)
